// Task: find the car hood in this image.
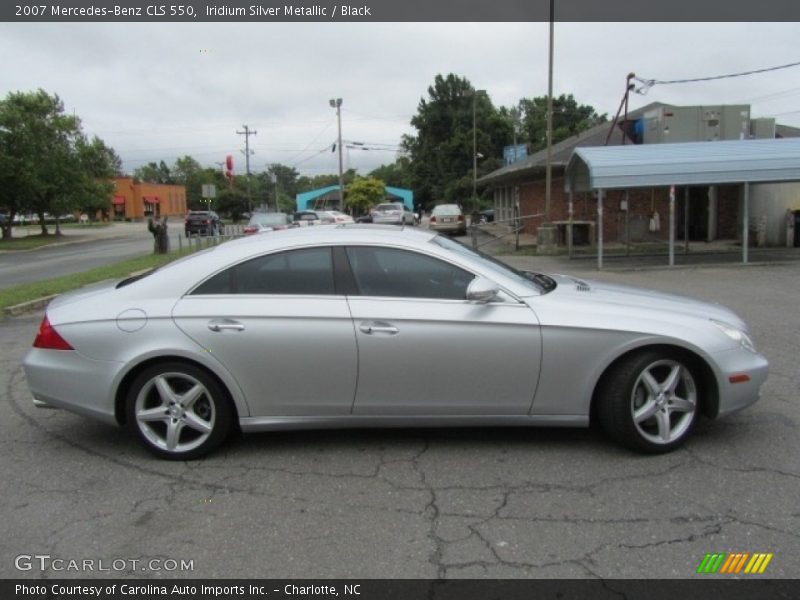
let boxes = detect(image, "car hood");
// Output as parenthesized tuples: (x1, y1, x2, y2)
(546, 274, 748, 331)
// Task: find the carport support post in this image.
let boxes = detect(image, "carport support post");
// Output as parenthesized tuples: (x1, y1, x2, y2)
(669, 185, 675, 267)
(684, 187, 690, 254)
(597, 189, 604, 270)
(568, 189, 574, 260)
(743, 182, 749, 264)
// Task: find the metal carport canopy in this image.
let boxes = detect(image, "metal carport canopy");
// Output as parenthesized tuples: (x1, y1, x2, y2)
(563, 138, 800, 269)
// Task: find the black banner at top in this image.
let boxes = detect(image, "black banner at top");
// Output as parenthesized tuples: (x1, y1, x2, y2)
(3, 0, 800, 22)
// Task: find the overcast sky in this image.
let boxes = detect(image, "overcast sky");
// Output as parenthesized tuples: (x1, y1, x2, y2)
(2, 22, 799, 177)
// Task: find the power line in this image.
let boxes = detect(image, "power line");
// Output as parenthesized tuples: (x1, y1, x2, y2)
(634, 60, 800, 94)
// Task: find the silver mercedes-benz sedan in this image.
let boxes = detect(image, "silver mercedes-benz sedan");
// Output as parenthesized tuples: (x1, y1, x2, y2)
(23, 225, 768, 459)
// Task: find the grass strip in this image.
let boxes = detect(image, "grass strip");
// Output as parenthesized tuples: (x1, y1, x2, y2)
(0, 250, 191, 314)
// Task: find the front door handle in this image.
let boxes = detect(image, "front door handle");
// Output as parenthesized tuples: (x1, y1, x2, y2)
(208, 319, 245, 332)
(359, 322, 399, 335)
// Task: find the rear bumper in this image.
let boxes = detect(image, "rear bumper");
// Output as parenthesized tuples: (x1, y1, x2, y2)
(372, 216, 403, 225)
(429, 222, 466, 234)
(23, 348, 123, 425)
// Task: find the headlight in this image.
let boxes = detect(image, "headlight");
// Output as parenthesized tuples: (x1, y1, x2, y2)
(711, 320, 756, 353)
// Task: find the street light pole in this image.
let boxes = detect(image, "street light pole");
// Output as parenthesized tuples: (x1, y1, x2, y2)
(329, 98, 344, 209)
(472, 93, 477, 208)
(472, 89, 485, 212)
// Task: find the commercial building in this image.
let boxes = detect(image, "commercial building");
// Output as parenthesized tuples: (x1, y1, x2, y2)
(479, 102, 800, 248)
(111, 177, 188, 222)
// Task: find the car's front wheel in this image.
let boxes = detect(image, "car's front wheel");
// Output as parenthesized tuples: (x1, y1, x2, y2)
(597, 351, 699, 453)
(126, 362, 233, 460)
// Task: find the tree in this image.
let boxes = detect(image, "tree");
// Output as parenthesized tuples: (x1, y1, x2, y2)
(172, 155, 204, 207)
(0, 89, 118, 238)
(74, 136, 120, 220)
(369, 157, 413, 190)
(402, 74, 512, 209)
(346, 176, 385, 214)
(296, 169, 357, 193)
(515, 94, 607, 152)
(134, 160, 173, 184)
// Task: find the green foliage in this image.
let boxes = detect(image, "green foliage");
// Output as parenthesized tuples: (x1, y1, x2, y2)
(296, 169, 357, 193)
(402, 74, 512, 209)
(0, 89, 119, 239)
(346, 176, 385, 213)
(369, 157, 413, 190)
(171, 155, 205, 207)
(515, 94, 607, 152)
(133, 160, 173, 184)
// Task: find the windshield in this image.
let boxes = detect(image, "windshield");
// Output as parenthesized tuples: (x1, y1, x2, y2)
(430, 235, 555, 294)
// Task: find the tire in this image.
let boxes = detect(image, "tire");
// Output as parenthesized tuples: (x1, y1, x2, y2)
(597, 351, 699, 453)
(126, 362, 233, 460)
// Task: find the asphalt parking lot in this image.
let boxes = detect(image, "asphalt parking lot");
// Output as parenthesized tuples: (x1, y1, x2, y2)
(1, 258, 798, 580)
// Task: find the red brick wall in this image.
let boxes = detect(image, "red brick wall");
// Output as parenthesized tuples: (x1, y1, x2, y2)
(515, 174, 741, 243)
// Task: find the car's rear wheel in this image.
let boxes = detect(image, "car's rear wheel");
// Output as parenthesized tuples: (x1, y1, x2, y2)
(597, 351, 699, 453)
(126, 362, 233, 460)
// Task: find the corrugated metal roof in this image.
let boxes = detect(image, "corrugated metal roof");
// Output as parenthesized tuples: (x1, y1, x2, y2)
(478, 102, 667, 185)
(566, 138, 800, 192)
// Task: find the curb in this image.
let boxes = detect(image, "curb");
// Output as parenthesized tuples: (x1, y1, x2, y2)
(4, 295, 58, 317)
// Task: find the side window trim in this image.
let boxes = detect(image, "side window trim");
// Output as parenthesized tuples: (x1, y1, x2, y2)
(190, 246, 337, 296)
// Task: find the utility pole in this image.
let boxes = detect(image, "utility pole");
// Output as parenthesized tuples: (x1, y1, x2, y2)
(329, 98, 344, 209)
(236, 124, 257, 213)
(544, 0, 555, 220)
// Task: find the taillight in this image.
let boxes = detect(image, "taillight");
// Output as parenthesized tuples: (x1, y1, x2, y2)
(33, 316, 73, 350)
(243, 226, 257, 235)
(430, 216, 437, 223)
(457, 215, 465, 222)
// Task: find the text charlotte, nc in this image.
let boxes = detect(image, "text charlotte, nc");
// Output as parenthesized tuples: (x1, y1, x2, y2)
(208, 4, 373, 17)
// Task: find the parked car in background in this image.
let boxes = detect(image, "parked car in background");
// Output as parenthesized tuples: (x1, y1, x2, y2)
(293, 210, 335, 226)
(371, 202, 415, 226)
(185, 210, 223, 237)
(23, 225, 768, 459)
(429, 204, 467, 235)
(243, 212, 292, 235)
(479, 209, 495, 224)
(319, 210, 355, 224)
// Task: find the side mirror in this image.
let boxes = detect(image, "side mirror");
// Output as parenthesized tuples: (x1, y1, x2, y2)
(466, 277, 501, 304)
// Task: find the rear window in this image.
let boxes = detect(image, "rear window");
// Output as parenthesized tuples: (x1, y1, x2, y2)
(432, 205, 461, 216)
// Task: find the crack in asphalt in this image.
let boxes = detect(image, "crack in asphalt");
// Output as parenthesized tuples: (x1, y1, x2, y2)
(5, 356, 799, 578)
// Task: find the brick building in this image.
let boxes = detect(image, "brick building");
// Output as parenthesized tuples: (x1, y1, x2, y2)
(480, 102, 800, 247)
(111, 177, 188, 222)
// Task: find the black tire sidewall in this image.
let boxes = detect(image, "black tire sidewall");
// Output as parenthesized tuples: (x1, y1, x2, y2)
(598, 351, 699, 454)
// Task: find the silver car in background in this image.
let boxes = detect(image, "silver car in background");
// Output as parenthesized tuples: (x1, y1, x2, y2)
(371, 202, 415, 225)
(23, 225, 768, 459)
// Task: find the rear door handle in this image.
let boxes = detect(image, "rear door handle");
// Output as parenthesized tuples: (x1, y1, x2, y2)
(208, 319, 245, 332)
(359, 322, 399, 335)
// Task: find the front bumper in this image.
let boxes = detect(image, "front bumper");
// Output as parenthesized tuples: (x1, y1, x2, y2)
(713, 347, 769, 417)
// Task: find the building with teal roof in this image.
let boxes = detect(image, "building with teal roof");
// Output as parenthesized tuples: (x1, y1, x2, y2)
(295, 185, 414, 212)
